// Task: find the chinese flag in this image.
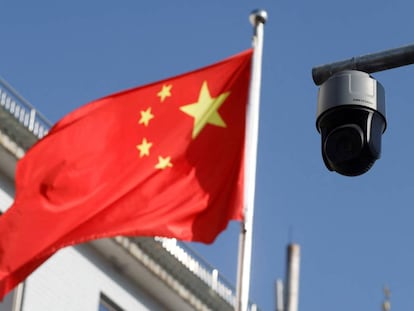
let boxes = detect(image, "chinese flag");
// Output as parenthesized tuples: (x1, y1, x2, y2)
(0, 49, 252, 298)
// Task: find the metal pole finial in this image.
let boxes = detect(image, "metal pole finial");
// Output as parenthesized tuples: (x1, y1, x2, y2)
(250, 9, 268, 26)
(382, 286, 391, 311)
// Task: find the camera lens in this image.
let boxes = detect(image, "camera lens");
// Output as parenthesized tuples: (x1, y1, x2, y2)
(324, 124, 364, 164)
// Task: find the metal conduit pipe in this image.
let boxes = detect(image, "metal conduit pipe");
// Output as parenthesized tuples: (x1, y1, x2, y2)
(312, 43, 414, 85)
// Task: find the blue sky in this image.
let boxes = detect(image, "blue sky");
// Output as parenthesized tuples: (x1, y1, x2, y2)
(2, 1, 414, 310)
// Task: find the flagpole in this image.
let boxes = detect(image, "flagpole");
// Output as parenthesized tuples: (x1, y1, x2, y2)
(236, 9, 267, 311)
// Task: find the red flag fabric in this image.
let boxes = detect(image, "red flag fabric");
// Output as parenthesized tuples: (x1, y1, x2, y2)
(0, 49, 252, 298)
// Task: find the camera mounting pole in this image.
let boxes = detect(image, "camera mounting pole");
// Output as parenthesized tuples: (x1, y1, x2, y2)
(312, 43, 414, 85)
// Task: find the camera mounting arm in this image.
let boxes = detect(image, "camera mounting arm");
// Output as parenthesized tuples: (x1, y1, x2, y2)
(312, 43, 414, 86)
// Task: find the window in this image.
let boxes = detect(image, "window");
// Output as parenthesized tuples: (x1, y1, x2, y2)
(98, 293, 124, 311)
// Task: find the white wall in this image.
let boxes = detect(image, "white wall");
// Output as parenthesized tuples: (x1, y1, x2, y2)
(22, 245, 167, 311)
(0, 292, 13, 311)
(0, 173, 13, 213)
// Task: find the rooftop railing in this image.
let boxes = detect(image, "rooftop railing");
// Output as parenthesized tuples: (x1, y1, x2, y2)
(0, 77, 52, 140)
(157, 237, 258, 311)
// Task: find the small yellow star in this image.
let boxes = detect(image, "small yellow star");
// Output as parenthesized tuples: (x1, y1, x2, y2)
(139, 107, 154, 126)
(155, 156, 173, 170)
(180, 81, 230, 138)
(157, 84, 172, 102)
(136, 138, 152, 157)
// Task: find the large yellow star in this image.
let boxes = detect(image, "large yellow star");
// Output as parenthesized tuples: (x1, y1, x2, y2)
(157, 84, 172, 102)
(138, 107, 154, 126)
(136, 138, 152, 157)
(180, 81, 230, 138)
(155, 156, 173, 170)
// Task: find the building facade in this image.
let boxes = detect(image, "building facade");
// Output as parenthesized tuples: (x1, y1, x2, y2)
(0, 78, 257, 311)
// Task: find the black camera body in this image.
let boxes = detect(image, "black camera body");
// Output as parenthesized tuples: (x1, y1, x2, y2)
(316, 70, 387, 176)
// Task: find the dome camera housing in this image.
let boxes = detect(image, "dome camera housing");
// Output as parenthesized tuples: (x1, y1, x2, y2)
(316, 70, 386, 176)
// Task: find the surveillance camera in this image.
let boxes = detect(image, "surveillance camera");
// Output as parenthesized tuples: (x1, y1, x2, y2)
(316, 70, 386, 176)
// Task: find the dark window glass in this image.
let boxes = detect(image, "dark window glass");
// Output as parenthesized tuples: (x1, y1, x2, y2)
(98, 293, 124, 311)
